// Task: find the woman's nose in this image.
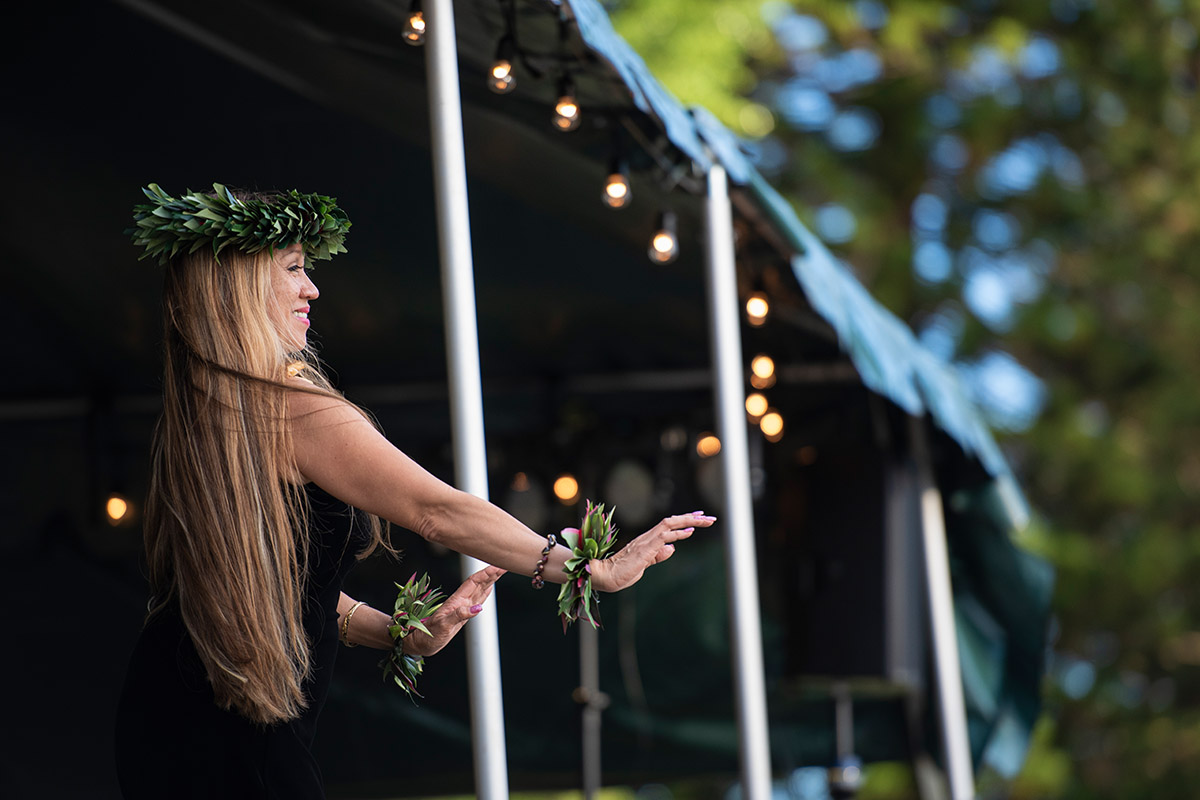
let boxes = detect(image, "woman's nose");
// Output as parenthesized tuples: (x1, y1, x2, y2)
(301, 273, 319, 299)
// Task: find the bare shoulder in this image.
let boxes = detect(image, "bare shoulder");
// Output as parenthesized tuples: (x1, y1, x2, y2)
(285, 380, 365, 431)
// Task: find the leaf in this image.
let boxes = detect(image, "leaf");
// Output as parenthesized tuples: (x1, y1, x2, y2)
(560, 528, 581, 550)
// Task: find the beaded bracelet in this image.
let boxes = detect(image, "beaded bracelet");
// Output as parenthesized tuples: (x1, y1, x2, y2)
(380, 573, 446, 702)
(531, 533, 557, 589)
(340, 600, 366, 647)
(557, 501, 618, 632)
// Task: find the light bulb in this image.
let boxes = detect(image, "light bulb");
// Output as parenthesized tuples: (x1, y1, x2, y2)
(603, 175, 630, 211)
(696, 433, 722, 458)
(553, 98, 580, 131)
(745, 392, 768, 420)
(403, 2, 425, 46)
(106, 493, 129, 524)
(750, 354, 776, 389)
(553, 473, 580, 504)
(489, 35, 516, 94)
(761, 410, 784, 441)
(489, 60, 514, 93)
(648, 211, 679, 264)
(746, 293, 769, 326)
(552, 74, 580, 131)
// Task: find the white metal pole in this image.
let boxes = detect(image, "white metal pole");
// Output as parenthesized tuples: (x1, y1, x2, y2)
(909, 416, 976, 800)
(425, 2, 510, 798)
(579, 623, 602, 800)
(702, 163, 774, 800)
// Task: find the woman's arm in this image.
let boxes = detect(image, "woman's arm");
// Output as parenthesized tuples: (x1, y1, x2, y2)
(289, 391, 712, 591)
(337, 565, 505, 656)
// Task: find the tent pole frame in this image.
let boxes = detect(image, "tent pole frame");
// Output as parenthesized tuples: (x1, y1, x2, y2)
(910, 415, 976, 800)
(425, 2, 511, 798)
(703, 163, 774, 800)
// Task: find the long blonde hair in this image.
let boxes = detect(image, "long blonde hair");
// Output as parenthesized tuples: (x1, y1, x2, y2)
(144, 242, 383, 725)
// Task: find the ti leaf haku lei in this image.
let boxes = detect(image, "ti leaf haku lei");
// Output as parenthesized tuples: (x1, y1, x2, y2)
(558, 501, 619, 632)
(128, 183, 351, 265)
(381, 573, 447, 702)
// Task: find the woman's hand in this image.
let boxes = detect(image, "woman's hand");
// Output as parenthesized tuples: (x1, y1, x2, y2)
(589, 512, 715, 593)
(403, 565, 505, 657)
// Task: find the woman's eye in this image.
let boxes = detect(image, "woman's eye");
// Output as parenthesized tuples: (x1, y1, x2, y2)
(288, 265, 303, 273)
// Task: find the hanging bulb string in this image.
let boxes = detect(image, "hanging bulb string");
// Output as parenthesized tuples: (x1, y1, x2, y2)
(601, 121, 632, 208)
(617, 120, 704, 196)
(488, 0, 546, 85)
(502, 0, 543, 78)
(402, 0, 425, 45)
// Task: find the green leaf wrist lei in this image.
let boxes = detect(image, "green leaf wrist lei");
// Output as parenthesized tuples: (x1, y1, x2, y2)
(381, 573, 447, 702)
(127, 182, 351, 264)
(557, 501, 619, 632)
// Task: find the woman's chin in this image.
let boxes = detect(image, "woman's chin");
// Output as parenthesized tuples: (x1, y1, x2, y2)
(287, 331, 309, 352)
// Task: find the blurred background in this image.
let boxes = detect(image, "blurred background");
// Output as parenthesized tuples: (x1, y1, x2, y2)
(605, 0, 1198, 796)
(3, 0, 1191, 798)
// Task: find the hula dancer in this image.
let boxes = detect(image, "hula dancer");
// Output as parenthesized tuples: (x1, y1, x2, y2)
(114, 184, 714, 799)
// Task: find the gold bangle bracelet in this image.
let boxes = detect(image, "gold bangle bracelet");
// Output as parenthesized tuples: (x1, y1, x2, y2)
(341, 601, 366, 647)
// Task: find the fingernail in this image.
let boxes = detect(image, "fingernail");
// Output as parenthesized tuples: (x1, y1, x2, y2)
(692, 510, 705, 515)
(681, 527, 694, 533)
(470, 604, 483, 614)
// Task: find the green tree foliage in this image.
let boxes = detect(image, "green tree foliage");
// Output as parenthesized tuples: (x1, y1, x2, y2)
(610, 0, 1200, 796)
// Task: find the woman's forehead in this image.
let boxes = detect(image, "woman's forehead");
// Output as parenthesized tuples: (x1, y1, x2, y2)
(274, 243, 304, 262)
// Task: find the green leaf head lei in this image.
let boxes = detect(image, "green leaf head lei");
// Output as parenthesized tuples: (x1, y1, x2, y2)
(127, 182, 351, 265)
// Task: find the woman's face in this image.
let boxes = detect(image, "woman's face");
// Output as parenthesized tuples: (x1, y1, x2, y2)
(269, 244, 319, 353)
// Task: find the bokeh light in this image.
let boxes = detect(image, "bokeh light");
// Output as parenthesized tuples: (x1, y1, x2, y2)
(553, 474, 580, 504)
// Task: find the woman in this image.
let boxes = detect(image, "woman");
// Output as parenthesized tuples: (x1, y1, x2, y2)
(115, 184, 713, 798)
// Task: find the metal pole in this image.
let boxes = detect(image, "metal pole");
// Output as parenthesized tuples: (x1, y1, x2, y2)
(425, 2, 510, 798)
(578, 623, 603, 800)
(702, 163, 773, 800)
(909, 416, 975, 800)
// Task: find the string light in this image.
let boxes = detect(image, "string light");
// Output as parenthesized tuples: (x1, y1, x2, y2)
(552, 74, 580, 131)
(760, 409, 784, 442)
(745, 392, 768, 421)
(106, 493, 130, 525)
(602, 160, 631, 208)
(488, 35, 516, 94)
(746, 292, 769, 326)
(602, 128, 631, 208)
(648, 210, 679, 264)
(553, 473, 580, 504)
(750, 354, 776, 389)
(696, 433, 722, 458)
(402, 0, 426, 46)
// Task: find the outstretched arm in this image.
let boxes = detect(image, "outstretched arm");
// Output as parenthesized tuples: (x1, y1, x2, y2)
(337, 566, 506, 655)
(289, 391, 713, 591)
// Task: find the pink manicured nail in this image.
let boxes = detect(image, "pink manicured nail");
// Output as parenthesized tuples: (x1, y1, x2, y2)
(691, 510, 705, 515)
(680, 527, 694, 533)
(470, 604, 483, 614)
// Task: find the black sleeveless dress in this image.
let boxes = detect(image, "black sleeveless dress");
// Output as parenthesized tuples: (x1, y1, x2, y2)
(115, 486, 370, 799)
